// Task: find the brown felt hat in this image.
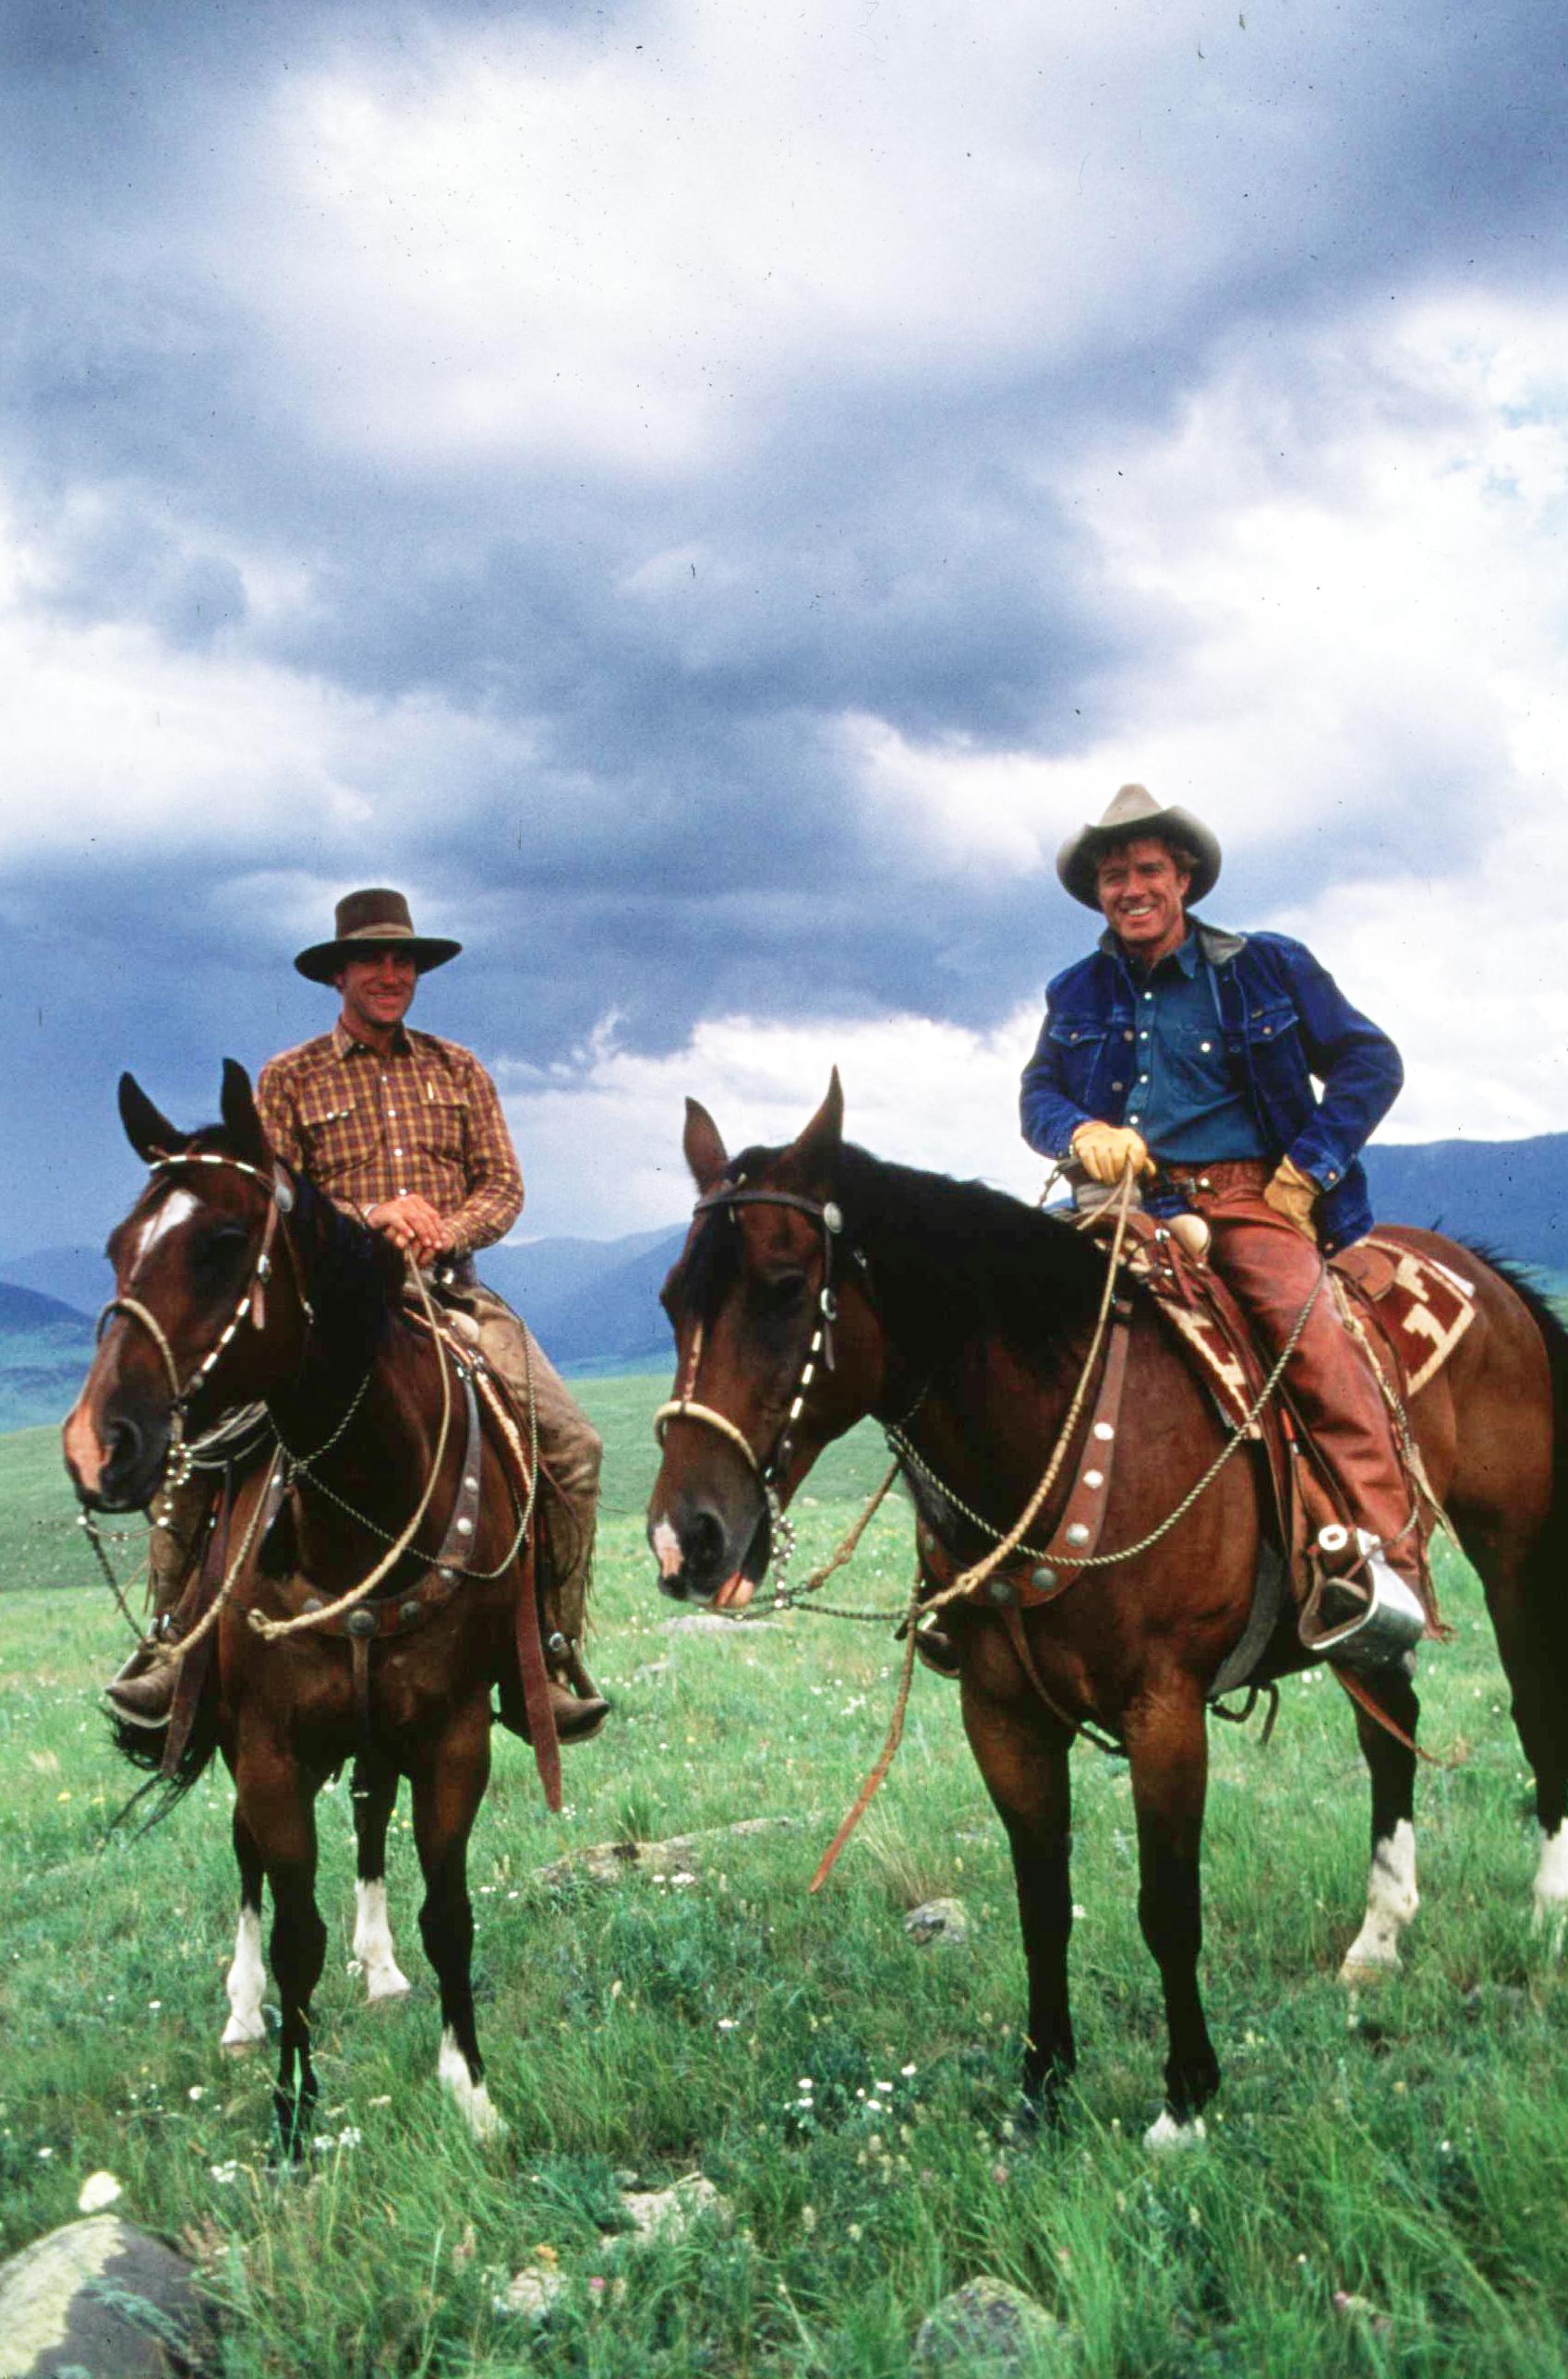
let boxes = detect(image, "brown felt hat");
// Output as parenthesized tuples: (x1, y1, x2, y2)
(1055, 783, 1222, 910)
(293, 888, 463, 984)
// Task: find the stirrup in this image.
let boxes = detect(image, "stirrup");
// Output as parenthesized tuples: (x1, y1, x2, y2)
(1304, 1526, 1425, 1667)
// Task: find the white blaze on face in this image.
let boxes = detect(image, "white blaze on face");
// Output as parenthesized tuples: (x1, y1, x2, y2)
(354, 1878, 413, 2002)
(221, 1905, 267, 2050)
(133, 1189, 198, 1269)
(1339, 1818, 1418, 1981)
(651, 1516, 684, 1580)
(1532, 1821, 1568, 1950)
(438, 2028, 506, 2140)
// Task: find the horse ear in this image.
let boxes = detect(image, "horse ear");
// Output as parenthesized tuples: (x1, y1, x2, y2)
(118, 1073, 180, 1163)
(682, 1098, 729, 1192)
(786, 1069, 844, 1185)
(219, 1059, 271, 1168)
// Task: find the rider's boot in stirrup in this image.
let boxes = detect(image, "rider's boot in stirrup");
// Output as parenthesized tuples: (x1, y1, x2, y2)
(1300, 1523, 1426, 1670)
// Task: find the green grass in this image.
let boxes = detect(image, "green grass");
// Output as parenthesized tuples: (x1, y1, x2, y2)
(4, 1392, 1568, 2376)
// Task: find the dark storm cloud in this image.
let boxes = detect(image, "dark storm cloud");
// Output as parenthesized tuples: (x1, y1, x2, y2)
(1, 0, 1563, 1249)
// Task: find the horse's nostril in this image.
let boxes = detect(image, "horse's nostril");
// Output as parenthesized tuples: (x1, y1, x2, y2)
(105, 1416, 144, 1479)
(685, 1506, 727, 1570)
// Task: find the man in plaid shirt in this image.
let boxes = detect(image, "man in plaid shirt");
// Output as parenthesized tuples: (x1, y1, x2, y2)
(110, 888, 607, 1742)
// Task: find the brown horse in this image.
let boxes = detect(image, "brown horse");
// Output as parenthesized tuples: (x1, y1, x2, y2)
(647, 1077, 1568, 2144)
(63, 1062, 562, 2148)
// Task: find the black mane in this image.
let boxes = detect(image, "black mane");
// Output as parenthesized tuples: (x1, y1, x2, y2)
(671, 1137, 1106, 1385)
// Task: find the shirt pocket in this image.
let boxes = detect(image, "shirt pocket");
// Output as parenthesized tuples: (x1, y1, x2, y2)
(295, 1092, 368, 1177)
(412, 1086, 467, 1166)
(1046, 1017, 1116, 1105)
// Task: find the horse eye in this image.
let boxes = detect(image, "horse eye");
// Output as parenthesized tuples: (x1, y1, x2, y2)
(191, 1221, 249, 1280)
(755, 1270, 809, 1311)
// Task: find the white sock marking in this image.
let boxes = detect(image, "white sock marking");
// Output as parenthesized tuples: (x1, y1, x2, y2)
(221, 1905, 266, 2050)
(134, 1189, 197, 1266)
(1144, 2110, 1207, 2153)
(1340, 1818, 1417, 1981)
(354, 1878, 413, 2002)
(439, 2027, 505, 2140)
(1532, 1821, 1568, 1949)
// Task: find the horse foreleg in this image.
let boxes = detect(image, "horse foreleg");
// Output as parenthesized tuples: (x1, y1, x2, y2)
(350, 1753, 413, 2004)
(959, 1666, 1076, 2116)
(221, 1808, 268, 2053)
(1339, 1666, 1419, 1984)
(410, 1701, 502, 2141)
(236, 1734, 327, 2156)
(1126, 1678, 1217, 2148)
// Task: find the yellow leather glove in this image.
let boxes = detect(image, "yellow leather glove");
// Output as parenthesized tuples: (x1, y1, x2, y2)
(1262, 1154, 1320, 1238)
(1070, 1119, 1153, 1186)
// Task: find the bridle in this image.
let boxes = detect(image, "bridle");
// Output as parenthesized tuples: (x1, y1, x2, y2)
(97, 1151, 312, 1430)
(653, 1184, 860, 1582)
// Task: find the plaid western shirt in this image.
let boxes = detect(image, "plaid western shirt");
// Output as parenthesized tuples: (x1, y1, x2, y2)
(256, 1020, 524, 1255)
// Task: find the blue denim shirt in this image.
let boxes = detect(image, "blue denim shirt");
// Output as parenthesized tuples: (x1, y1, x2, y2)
(1120, 928, 1269, 1163)
(1019, 919, 1404, 1251)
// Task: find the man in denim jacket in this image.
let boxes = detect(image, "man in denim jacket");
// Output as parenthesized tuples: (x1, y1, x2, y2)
(1019, 783, 1423, 1648)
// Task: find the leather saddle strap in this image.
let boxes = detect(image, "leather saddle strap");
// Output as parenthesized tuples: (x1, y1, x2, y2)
(429, 1364, 484, 1574)
(1038, 1309, 1135, 1574)
(514, 1527, 561, 1812)
(161, 1462, 233, 1778)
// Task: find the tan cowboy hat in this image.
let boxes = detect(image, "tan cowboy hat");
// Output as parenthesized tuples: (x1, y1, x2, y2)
(1055, 783, 1222, 910)
(294, 888, 463, 984)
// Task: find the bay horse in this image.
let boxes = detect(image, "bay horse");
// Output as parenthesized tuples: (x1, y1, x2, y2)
(63, 1062, 563, 2146)
(647, 1076, 1568, 2144)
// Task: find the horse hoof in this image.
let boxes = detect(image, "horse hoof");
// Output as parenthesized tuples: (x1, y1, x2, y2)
(1144, 2110, 1207, 2154)
(220, 2022, 265, 2055)
(364, 1968, 415, 2006)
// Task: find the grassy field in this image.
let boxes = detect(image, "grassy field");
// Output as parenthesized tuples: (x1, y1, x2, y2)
(4, 1380, 1568, 2375)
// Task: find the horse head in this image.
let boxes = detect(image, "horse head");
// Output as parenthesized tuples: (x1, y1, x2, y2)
(647, 1071, 885, 1604)
(62, 1061, 291, 1512)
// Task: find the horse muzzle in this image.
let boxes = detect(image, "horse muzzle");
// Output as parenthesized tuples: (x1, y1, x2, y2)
(646, 1491, 772, 1607)
(62, 1389, 173, 1514)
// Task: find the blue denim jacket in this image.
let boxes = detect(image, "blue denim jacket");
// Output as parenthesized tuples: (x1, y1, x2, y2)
(1019, 920, 1404, 1251)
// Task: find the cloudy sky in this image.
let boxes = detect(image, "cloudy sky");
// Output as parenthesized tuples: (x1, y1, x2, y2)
(2, 0, 1564, 1254)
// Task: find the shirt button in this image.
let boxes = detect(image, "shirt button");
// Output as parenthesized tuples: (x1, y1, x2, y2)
(1139, 1030, 1149, 1041)
(1143, 992, 1153, 1002)
(1128, 1114, 1141, 1126)
(1200, 1041, 1212, 1053)
(1139, 1074, 1149, 1084)
(1111, 1080, 1124, 1092)
(1122, 1030, 1134, 1043)
(392, 1144, 404, 1155)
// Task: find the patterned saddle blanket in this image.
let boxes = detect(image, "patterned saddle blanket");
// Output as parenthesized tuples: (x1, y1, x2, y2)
(1135, 1225, 1478, 1439)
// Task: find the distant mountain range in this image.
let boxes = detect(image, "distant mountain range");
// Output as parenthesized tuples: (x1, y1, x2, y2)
(4, 1130, 1561, 1432)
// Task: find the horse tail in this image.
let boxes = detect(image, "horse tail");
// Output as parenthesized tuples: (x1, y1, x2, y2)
(105, 1687, 223, 1837)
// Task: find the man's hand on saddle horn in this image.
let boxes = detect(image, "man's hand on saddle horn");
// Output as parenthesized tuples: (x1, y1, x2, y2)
(1262, 1154, 1321, 1239)
(365, 1192, 452, 1267)
(1070, 1119, 1155, 1187)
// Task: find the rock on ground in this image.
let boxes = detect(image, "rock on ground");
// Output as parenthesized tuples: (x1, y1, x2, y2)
(663, 1612, 778, 1634)
(493, 2264, 567, 2325)
(912, 2276, 1074, 2374)
(536, 1812, 813, 1888)
(618, 2175, 731, 2244)
(904, 1897, 971, 1946)
(0, 2215, 215, 2377)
